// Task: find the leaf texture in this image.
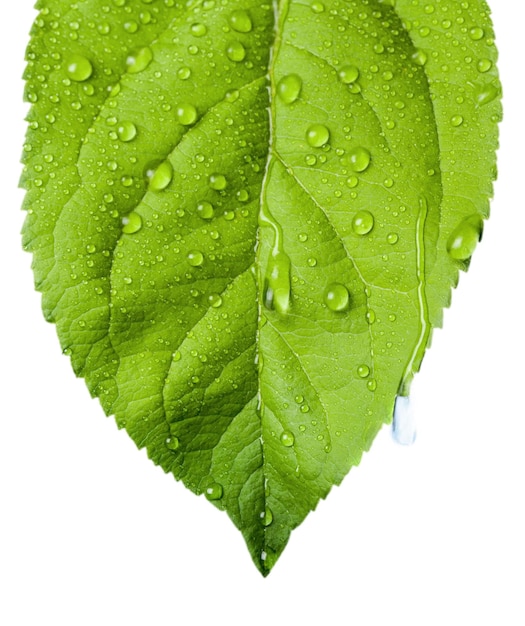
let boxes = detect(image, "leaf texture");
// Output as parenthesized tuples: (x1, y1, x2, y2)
(22, 0, 501, 574)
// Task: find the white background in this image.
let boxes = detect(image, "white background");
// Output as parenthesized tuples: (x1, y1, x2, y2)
(1, 3, 524, 625)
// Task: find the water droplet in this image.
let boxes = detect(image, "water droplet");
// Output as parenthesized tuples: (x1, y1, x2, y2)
(117, 121, 137, 142)
(207, 293, 223, 308)
(190, 22, 207, 37)
(307, 257, 317, 267)
(387, 232, 399, 245)
(147, 160, 173, 191)
(392, 395, 416, 445)
(475, 82, 499, 106)
(187, 250, 204, 267)
(367, 379, 377, 391)
(208, 173, 227, 190)
(261, 506, 273, 526)
(205, 482, 223, 501)
(126, 47, 153, 73)
(280, 431, 295, 447)
(352, 210, 374, 235)
(298, 232, 308, 243)
(324, 283, 350, 312)
(346, 176, 358, 188)
(264, 252, 291, 314)
(357, 364, 370, 378)
(122, 212, 142, 234)
(469, 27, 485, 40)
(338, 64, 359, 84)
(306, 124, 330, 148)
(124, 20, 139, 33)
(86, 243, 96, 254)
(175, 103, 198, 125)
(228, 9, 252, 33)
(236, 189, 249, 202)
(166, 436, 180, 451)
(177, 66, 191, 80)
(276, 74, 302, 104)
(196, 201, 214, 220)
(66, 55, 93, 81)
(311, 1, 325, 12)
(477, 58, 492, 73)
(348, 146, 371, 172)
(412, 49, 428, 66)
(226, 41, 246, 62)
(450, 115, 464, 127)
(446, 215, 483, 261)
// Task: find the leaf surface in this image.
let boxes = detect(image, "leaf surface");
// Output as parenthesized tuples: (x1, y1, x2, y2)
(22, 0, 501, 574)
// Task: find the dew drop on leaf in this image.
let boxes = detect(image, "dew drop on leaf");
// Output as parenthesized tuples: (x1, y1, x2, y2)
(347, 146, 371, 172)
(276, 74, 302, 104)
(126, 47, 153, 73)
(228, 9, 253, 33)
(66, 54, 93, 81)
(324, 283, 350, 312)
(122, 212, 142, 234)
(175, 103, 198, 125)
(446, 215, 483, 261)
(306, 124, 330, 148)
(226, 41, 246, 62)
(196, 201, 215, 220)
(147, 160, 173, 191)
(352, 210, 375, 235)
(205, 482, 224, 501)
(117, 121, 137, 142)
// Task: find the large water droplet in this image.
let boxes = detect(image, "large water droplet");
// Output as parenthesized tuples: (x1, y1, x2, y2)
(196, 201, 214, 220)
(122, 212, 142, 234)
(117, 121, 137, 142)
(208, 173, 227, 190)
(348, 147, 371, 172)
(324, 283, 350, 312)
(66, 55, 93, 81)
(276, 74, 302, 104)
(175, 103, 198, 125)
(228, 9, 252, 33)
(126, 47, 153, 73)
(280, 431, 295, 447)
(264, 252, 291, 315)
(187, 250, 204, 267)
(226, 41, 246, 62)
(474, 83, 499, 106)
(447, 215, 483, 261)
(147, 160, 173, 191)
(392, 396, 416, 446)
(205, 482, 223, 501)
(352, 210, 375, 235)
(338, 65, 359, 84)
(306, 124, 330, 148)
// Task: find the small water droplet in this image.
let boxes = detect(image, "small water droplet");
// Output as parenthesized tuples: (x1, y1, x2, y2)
(348, 146, 371, 172)
(324, 283, 350, 312)
(66, 54, 93, 81)
(469, 27, 485, 40)
(357, 364, 370, 378)
(387, 232, 399, 245)
(306, 124, 330, 148)
(147, 160, 173, 191)
(477, 58, 492, 73)
(451, 115, 464, 127)
(261, 506, 273, 526)
(474, 82, 499, 106)
(175, 103, 198, 125)
(166, 436, 180, 451)
(311, 1, 325, 12)
(117, 121, 137, 142)
(122, 212, 142, 234)
(307, 257, 317, 267)
(205, 482, 223, 501)
(276, 74, 302, 104)
(367, 379, 377, 391)
(352, 210, 374, 235)
(280, 431, 295, 447)
(446, 215, 483, 261)
(228, 9, 252, 33)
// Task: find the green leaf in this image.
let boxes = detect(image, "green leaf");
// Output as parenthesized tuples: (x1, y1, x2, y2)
(22, 0, 501, 575)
